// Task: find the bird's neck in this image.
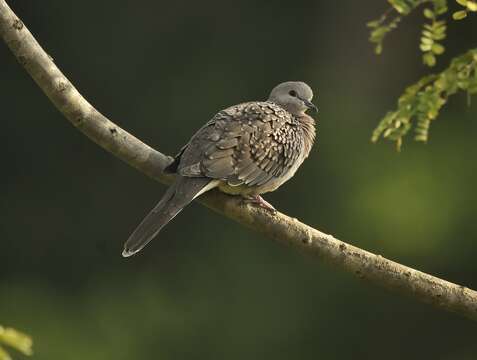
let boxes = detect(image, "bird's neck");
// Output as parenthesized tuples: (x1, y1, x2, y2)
(297, 114, 316, 157)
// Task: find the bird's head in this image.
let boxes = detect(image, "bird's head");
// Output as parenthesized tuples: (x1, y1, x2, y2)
(268, 81, 317, 115)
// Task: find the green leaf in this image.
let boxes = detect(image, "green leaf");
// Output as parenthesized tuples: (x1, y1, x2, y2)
(366, 20, 380, 28)
(420, 44, 432, 51)
(432, 43, 445, 54)
(432, 31, 446, 40)
(389, 0, 411, 14)
(0, 327, 33, 356)
(0, 346, 12, 360)
(375, 43, 383, 55)
(423, 8, 435, 18)
(422, 30, 433, 37)
(452, 10, 468, 19)
(421, 36, 434, 45)
(423, 52, 437, 66)
(467, 1, 477, 11)
(456, 0, 468, 6)
(435, 5, 448, 15)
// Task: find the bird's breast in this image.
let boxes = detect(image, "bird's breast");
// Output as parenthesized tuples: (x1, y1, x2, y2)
(297, 114, 316, 158)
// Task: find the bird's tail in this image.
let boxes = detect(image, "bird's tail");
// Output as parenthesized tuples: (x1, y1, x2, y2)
(122, 177, 216, 257)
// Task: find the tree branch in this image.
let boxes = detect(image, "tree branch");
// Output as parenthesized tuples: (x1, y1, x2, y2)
(2, 0, 477, 321)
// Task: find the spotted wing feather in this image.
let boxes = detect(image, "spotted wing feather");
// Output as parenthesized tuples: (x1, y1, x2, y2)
(173, 102, 303, 189)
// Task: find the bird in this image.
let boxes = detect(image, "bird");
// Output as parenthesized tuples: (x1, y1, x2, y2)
(122, 81, 317, 257)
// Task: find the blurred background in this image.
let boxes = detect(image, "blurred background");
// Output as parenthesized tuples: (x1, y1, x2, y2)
(1, 0, 477, 359)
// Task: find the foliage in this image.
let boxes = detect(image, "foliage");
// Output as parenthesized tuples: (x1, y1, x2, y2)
(0, 326, 33, 360)
(453, 0, 477, 19)
(372, 49, 477, 149)
(368, 0, 476, 149)
(368, 0, 448, 65)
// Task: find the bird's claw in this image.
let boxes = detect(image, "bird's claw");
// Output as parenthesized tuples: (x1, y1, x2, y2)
(243, 195, 277, 214)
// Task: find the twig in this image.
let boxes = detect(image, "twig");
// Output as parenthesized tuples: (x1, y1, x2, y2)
(1, 0, 477, 321)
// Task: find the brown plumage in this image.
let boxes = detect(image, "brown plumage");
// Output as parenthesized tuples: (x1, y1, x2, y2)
(123, 81, 317, 257)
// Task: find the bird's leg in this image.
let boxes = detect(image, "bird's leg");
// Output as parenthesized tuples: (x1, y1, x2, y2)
(242, 195, 277, 213)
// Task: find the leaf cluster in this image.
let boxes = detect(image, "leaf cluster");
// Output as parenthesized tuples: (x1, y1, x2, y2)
(453, 0, 477, 20)
(369, 0, 476, 148)
(368, 0, 449, 67)
(420, 7, 447, 66)
(371, 49, 477, 149)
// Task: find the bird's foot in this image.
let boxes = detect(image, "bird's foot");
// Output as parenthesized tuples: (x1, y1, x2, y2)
(243, 195, 277, 214)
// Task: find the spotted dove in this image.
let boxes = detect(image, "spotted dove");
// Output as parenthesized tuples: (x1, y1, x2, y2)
(123, 81, 317, 257)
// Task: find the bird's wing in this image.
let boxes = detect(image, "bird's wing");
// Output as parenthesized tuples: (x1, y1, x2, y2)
(176, 102, 303, 188)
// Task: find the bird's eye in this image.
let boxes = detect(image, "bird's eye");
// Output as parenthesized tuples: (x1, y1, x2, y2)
(289, 90, 297, 97)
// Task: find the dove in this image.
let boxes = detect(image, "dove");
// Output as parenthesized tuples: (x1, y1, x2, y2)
(123, 81, 317, 257)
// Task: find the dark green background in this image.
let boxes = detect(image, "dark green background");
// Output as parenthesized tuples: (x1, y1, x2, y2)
(1, 0, 477, 359)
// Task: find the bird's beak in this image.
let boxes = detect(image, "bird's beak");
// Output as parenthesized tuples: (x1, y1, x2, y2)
(303, 99, 318, 113)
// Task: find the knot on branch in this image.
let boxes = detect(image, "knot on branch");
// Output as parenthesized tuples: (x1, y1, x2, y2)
(12, 18, 22, 30)
(57, 79, 68, 92)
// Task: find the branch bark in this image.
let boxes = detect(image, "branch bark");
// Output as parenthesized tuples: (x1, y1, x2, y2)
(2, 0, 477, 321)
